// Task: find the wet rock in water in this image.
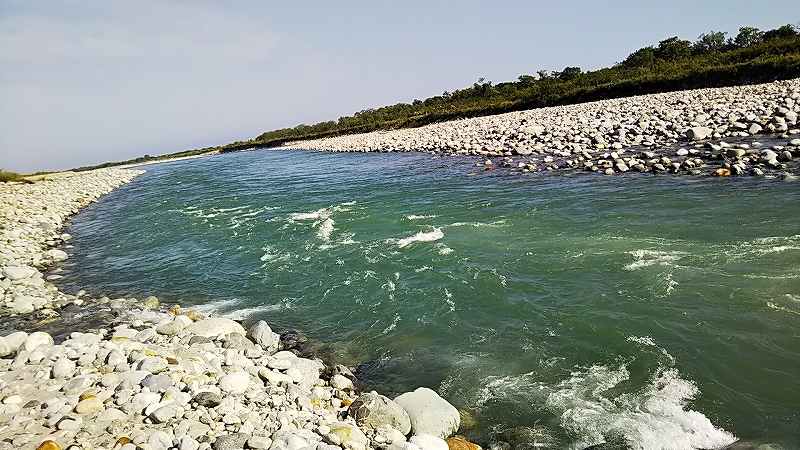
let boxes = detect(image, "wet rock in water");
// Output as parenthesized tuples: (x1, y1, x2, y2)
(394, 387, 460, 439)
(349, 392, 412, 435)
(142, 296, 160, 309)
(279, 330, 300, 349)
(713, 168, 732, 177)
(725, 148, 747, 158)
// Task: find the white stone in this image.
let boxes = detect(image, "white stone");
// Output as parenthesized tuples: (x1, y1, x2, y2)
(183, 317, 245, 338)
(43, 249, 69, 262)
(409, 434, 449, 450)
(12, 297, 35, 314)
(394, 387, 460, 439)
(218, 371, 251, 395)
(2, 265, 36, 281)
(23, 331, 54, 352)
(51, 357, 76, 378)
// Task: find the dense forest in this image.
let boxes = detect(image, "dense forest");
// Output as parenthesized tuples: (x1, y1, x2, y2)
(73, 23, 800, 171)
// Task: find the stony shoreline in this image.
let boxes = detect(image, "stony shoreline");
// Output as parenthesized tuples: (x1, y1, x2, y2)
(284, 79, 800, 178)
(0, 169, 473, 450)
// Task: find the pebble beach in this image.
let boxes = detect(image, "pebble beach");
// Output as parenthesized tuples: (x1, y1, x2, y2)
(3, 79, 800, 450)
(285, 79, 800, 177)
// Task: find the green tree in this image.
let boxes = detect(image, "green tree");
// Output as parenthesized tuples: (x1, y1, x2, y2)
(734, 27, 763, 47)
(655, 36, 692, 60)
(553, 66, 583, 81)
(763, 24, 798, 41)
(694, 31, 727, 53)
(618, 46, 656, 68)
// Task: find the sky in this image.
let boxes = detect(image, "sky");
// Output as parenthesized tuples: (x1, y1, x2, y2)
(1, 1, 799, 174)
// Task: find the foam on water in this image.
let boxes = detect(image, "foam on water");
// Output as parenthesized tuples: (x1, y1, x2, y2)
(624, 249, 686, 271)
(396, 227, 444, 248)
(188, 298, 291, 320)
(547, 366, 736, 450)
(406, 214, 437, 220)
(317, 217, 335, 240)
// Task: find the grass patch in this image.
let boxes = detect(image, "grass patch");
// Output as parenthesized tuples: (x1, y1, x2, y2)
(0, 170, 31, 183)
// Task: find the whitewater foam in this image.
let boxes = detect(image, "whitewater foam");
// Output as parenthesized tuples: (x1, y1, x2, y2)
(624, 249, 686, 271)
(317, 217, 335, 240)
(406, 214, 437, 220)
(548, 365, 736, 450)
(397, 227, 444, 248)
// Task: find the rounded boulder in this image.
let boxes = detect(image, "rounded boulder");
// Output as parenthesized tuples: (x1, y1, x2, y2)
(394, 387, 460, 439)
(184, 317, 246, 338)
(349, 392, 412, 435)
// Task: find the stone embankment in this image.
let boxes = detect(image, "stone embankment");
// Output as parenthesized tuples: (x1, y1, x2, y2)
(284, 79, 800, 177)
(0, 169, 476, 450)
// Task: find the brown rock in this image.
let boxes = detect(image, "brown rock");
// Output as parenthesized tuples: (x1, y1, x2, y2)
(447, 437, 482, 450)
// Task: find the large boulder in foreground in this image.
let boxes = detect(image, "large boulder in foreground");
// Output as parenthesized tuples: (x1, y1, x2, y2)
(348, 392, 412, 435)
(183, 317, 245, 338)
(394, 387, 460, 439)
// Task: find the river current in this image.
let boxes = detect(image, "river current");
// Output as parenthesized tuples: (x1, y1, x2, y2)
(57, 148, 800, 449)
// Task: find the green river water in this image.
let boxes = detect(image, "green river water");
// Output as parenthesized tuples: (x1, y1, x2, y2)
(57, 147, 800, 449)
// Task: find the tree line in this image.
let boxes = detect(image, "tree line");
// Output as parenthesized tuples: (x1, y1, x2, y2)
(72, 23, 800, 170)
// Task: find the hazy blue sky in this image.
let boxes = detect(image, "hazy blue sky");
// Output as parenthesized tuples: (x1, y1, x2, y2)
(2, 1, 799, 173)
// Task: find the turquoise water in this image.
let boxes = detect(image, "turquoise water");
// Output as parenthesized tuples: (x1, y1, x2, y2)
(59, 149, 800, 449)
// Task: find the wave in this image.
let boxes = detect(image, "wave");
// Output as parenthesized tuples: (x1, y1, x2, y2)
(624, 249, 687, 271)
(188, 298, 290, 321)
(406, 214, 437, 220)
(317, 217, 335, 241)
(397, 227, 444, 248)
(548, 365, 736, 450)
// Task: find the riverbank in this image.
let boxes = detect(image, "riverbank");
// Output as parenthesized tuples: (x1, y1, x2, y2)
(0, 169, 472, 450)
(283, 79, 800, 177)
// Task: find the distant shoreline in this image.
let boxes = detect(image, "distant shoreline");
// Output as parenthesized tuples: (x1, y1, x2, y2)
(282, 79, 800, 178)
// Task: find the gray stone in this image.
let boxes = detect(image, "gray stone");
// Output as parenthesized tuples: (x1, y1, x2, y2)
(349, 392, 412, 435)
(213, 433, 251, 450)
(748, 123, 763, 135)
(193, 392, 223, 408)
(789, 138, 800, 146)
(141, 373, 173, 392)
(246, 321, 279, 353)
(149, 403, 183, 424)
(394, 387, 460, 439)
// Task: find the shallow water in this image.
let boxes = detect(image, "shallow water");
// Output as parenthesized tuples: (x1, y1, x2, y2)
(58, 148, 800, 449)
